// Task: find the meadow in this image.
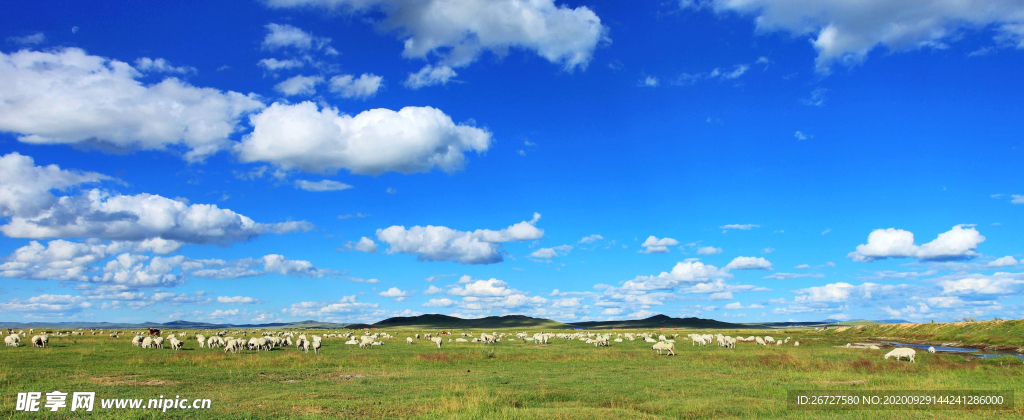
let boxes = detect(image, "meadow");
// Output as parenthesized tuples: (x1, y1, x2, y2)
(1, 326, 1021, 419)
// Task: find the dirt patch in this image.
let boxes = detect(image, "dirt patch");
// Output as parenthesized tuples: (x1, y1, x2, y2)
(89, 376, 176, 386)
(336, 374, 365, 380)
(417, 353, 452, 362)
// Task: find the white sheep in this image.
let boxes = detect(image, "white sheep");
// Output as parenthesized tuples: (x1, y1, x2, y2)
(455, 338, 468, 343)
(794, 341, 800, 347)
(169, 337, 183, 351)
(407, 337, 415, 345)
(431, 337, 443, 348)
(885, 348, 916, 363)
(197, 334, 206, 348)
(651, 341, 675, 356)
(755, 337, 766, 346)
(764, 336, 775, 344)
(5, 334, 19, 347)
(31, 335, 46, 348)
(132, 336, 142, 347)
(154, 337, 165, 349)
(928, 346, 936, 354)
(141, 337, 154, 349)
(312, 339, 321, 354)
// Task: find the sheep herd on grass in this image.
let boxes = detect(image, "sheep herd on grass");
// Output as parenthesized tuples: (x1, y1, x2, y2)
(1, 326, 931, 363)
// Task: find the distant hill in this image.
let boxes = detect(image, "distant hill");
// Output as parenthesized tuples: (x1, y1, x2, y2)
(568, 314, 759, 329)
(347, 314, 568, 329)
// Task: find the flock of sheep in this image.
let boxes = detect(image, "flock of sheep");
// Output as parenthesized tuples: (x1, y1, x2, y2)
(3, 327, 925, 363)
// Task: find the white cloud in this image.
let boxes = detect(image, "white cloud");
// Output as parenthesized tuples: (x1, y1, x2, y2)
(641, 76, 659, 87)
(696, 246, 722, 255)
(530, 244, 572, 259)
(0, 153, 309, 245)
(217, 296, 260, 304)
(0, 152, 109, 218)
(379, 287, 412, 301)
(237, 102, 492, 175)
(989, 256, 1018, 267)
(725, 256, 772, 270)
(258, 58, 305, 71)
(848, 225, 985, 262)
(640, 236, 679, 254)
(275, 74, 323, 96)
(763, 272, 823, 280)
(936, 273, 1024, 297)
(1011, 194, 1024, 204)
(720, 224, 759, 231)
(423, 297, 454, 307)
(792, 282, 908, 304)
(447, 278, 514, 297)
(0, 48, 264, 162)
(134, 57, 195, 74)
(265, 0, 608, 71)
(794, 131, 810, 140)
(405, 65, 457, 89)
(285, 295, 377, 316)
(294, 179, 353, 191)
(376, 213, 543, 264)
(329, 73, 383, 99)
(350, 236, 378, 253)
(801, 88, 826, 106)
(8, 33, 45, 45)
(795, 264, 811, 269)
(579, 234, 604, 244)
(619, 260, 731, 292)
(724, 302, 764, 310)
(262, 23, 332, 51)
(686, 0, 1024, 73)
(424, 285, 444, 295)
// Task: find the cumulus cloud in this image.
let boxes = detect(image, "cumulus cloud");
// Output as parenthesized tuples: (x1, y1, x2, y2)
(0, 153, 309, 245)
(8, 32, 46, 45)
(274, 74, 323, 96)
(379, 287, 413, 301)
(988, 256, 1018, 267)
(405, 65, 457, 89)
(848, 225, 985, 262)
(0, 48, 264, 162)
(237, 102, 491, 175)
(530, 244, 572, 259)
(579, 234, 604, 244)
(640, 236, 679, 254)
(619, 260, 731, 292)
(134, 57, 196, 74)
(348, 236, 378, 253)
(684, 0, 1024, 73)
(725, 256, 772, 270)
(264, 0, 607, 71)
(285, 295, 377, 317)
(329, 73, 383, 99)
(696, 246, 722, 255)
(262, 23, 332, 51)
(294, 179, 353, 192)
(258, 58, 304, 71)
(423, 297, 454, 307)
(376, 213, 543, 264)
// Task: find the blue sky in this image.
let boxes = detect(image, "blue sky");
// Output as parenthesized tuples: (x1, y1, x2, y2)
(1, 0, 1023, 324)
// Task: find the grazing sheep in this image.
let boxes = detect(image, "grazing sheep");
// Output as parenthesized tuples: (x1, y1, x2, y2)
(794, 341, 800, 347)
(31, 335, 46, 348)
(132, 336, 143, 347)
(764, 336, 775, 344)
(885, 348, 916, 363)
(928, 346, 936, 354)
(755, 337, 766, 346)
(345, 338, 359, 345)
(455, 338, 468, 343)
(5, 334, 19, 347)
(169, 337, 183, 351)
(141, 337, 154, 349)
(358, 337, 375, 349)
(407, 337, 415, 345)
(197, 334, 206, 348)
(312, 339, 321, 354)
(651, 341, 676, 356)
(431, 337, 443, 348)
(154, 337, 165, 349)
(299, 339, 311, 353)
(644, 337, 657, 343)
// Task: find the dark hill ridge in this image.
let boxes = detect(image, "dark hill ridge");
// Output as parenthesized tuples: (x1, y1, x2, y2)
(347, 314, 567, 329)
(569, 314, 758, 329)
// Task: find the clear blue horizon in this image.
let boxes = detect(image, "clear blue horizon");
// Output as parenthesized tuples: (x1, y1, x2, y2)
(1, 0, 1022, 325)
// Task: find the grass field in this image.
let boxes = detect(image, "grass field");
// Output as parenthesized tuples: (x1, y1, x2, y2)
(1, 327, 1022, 419)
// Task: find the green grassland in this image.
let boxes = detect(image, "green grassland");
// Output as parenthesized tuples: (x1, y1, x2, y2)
(1, 327, 1021, 419)
(826, 319, 1024, 349)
